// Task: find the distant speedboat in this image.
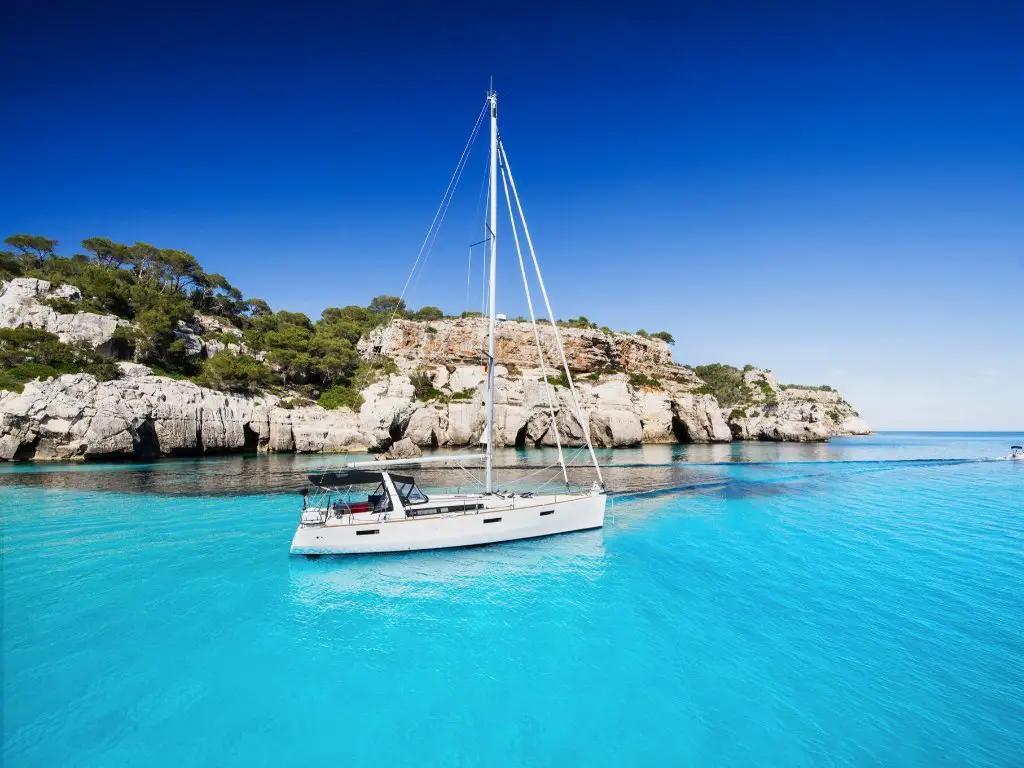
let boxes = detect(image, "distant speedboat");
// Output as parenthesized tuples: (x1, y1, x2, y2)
(290, 88, 606, 556)
(1010, 446, 1024, 460)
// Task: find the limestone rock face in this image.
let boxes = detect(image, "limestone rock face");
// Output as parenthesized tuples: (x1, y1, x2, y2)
(0, 311, 871, 460)
(444, 401, 486, 446)
(173, 314, 251, 360)
(51, 284, 82, 301)
(491, 404, 530, 447)
(379, 438, 422, 461)
(724, 368, 869, 442)
(641, 390, 675, 443)
(0, 277, 130, 348)
(0, 369, 367, 461)
(358, 375, 418, 450)
(404, 406, 446, 448)
(671, 394, 732, 443)
(354, 319, 870, 445)
(589, 409, 643, 448)
(360, 317, 698, 384)
(838, 414, 871, 436)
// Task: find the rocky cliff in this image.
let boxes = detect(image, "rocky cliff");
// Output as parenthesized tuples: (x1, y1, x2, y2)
(726, 368, 870, 442)
(0, 277, 130, 352)
(0, 295, 869, 461)
(360, 318, 690, 382)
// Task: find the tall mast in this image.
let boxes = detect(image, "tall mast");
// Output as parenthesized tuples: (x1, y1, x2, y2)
(485, 90, 498, 493)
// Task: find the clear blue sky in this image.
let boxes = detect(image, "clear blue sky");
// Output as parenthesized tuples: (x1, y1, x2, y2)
(3, 1, 1022, 430)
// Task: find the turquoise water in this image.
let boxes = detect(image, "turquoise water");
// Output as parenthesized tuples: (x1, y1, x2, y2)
(2, 433, 1022, 766)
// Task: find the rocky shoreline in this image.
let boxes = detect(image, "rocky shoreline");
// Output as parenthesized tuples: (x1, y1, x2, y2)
(0, 278, 869, 461)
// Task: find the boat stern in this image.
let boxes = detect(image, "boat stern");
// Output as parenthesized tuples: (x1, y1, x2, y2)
(290, 523, 327, 555)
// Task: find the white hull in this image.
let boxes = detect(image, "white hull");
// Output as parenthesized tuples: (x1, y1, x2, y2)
(290, 492, 606, 555)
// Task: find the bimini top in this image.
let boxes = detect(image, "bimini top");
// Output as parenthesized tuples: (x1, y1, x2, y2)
(1012, 446, 1023, 450)
(308, 469, 415, 487)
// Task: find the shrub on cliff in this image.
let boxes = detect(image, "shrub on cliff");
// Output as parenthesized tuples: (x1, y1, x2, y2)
(317, 305, 378, 344)
(41, 296, 80, 314)
(628, 372, 663, 390)
(0, 250, 24, 280)
(755, 379, 778, 406)
(318, 385, 364, 411)
(0, 328, 119, 392)
(779, 383, 834, 392)
(693, 363, 752, 407)
(650, 331, 675, 345)
(557, 316, 597, 329)
(410, 305, 444, 321)
(195, 353, 269, 393)
(548, 372, 570, 388)
(410, 370, 443, 401)
(241, 310, 361, 386)
(351, 357, 398, 390)
(133, 294, 198, 373)
(0, 363, 63, 393)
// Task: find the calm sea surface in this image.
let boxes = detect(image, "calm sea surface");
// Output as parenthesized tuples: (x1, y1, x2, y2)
(2, 433, 1022, 766)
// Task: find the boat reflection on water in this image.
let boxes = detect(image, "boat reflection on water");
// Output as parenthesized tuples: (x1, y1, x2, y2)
(287, 527, 607, 605)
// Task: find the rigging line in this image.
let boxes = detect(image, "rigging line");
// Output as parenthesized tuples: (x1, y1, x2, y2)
(499, 160, 568, 486)
(499, 140, 604, 486)
(504, 448, 587, 485)
(407, 100, 486, 288)
(454, 463, 486, 488)
(465, 246, 473, 313)
(380, 98, 488, 354)
(480, 239, 487, 316)
(408, 110, 486, 298)
(466, 157, 491, 313)
(522, 464, 580, 495)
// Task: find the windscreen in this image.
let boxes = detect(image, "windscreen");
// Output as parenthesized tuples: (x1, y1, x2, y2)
(394, 480, 427, 504)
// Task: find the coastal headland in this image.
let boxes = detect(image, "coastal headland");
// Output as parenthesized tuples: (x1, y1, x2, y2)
(0, 236, 868, 461)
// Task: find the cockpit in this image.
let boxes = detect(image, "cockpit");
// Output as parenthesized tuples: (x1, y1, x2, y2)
(304, 469, 428, 519)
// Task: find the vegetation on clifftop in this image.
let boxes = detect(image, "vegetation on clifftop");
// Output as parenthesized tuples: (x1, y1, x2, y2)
(3, 232, 682, 404)
(694, 364, 848, 421)
(693, 364, 753, 407)
(779, 383, 835, 391)
(0, 327, 119, 393)
(628, 372, 663, 390)
(0, 235, 430, 404)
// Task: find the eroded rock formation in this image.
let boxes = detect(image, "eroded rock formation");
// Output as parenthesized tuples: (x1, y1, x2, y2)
(0, 315, 869, 460)
(724, 368, 869, 442)
(0, 278, 130, 351)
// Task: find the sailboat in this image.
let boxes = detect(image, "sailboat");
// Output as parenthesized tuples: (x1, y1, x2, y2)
(290, 90, 607, 555)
